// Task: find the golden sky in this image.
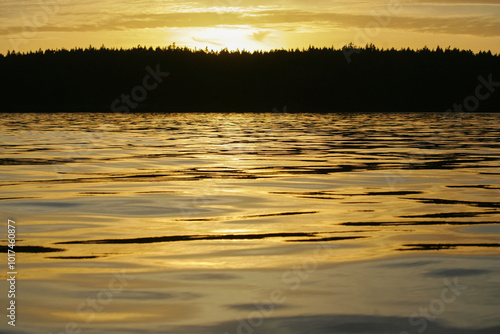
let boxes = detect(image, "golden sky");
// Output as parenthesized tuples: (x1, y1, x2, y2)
(1, 0, 500, 53)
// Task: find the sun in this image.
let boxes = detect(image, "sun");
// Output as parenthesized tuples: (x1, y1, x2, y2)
(174, 26, 282, 52)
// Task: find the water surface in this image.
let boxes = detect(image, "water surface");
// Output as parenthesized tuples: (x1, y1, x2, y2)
(0, 112, 499, 333)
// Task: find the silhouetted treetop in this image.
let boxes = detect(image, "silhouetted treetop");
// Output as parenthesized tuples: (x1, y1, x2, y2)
(0, 44, 498, 112)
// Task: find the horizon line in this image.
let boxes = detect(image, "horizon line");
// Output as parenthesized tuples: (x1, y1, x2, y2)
(2, 43, 499, 57)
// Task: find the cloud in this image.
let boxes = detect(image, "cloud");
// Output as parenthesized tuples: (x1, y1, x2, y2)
(252, 30, 271, 41)
(192, 36, 224, 46)
(1, 8, 500, 38)
(415, 0, 500, 4)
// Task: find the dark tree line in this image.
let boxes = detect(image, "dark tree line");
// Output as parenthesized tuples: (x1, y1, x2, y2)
(0, 44, 499, 112)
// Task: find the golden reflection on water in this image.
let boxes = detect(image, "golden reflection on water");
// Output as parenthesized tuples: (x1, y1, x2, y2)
(1, 113, 500, 333)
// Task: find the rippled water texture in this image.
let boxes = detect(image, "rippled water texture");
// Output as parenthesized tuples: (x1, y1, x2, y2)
(1, 112, 499, 333)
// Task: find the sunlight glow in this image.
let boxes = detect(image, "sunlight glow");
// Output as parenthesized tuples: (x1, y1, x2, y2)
(177, 26, 283, 52)
(1, 0, 500, 53)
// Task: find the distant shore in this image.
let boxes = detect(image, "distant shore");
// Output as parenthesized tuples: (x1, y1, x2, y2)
(1, 45, 499, 113)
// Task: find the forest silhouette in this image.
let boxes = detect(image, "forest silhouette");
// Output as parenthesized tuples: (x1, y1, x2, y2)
(0, 44, 499, 112)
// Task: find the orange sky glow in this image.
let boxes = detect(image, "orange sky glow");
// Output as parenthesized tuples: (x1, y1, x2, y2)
(1, 0, 500, 54)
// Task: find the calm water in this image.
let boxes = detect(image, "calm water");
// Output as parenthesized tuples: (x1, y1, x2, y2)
(1, 112, 499, 334)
